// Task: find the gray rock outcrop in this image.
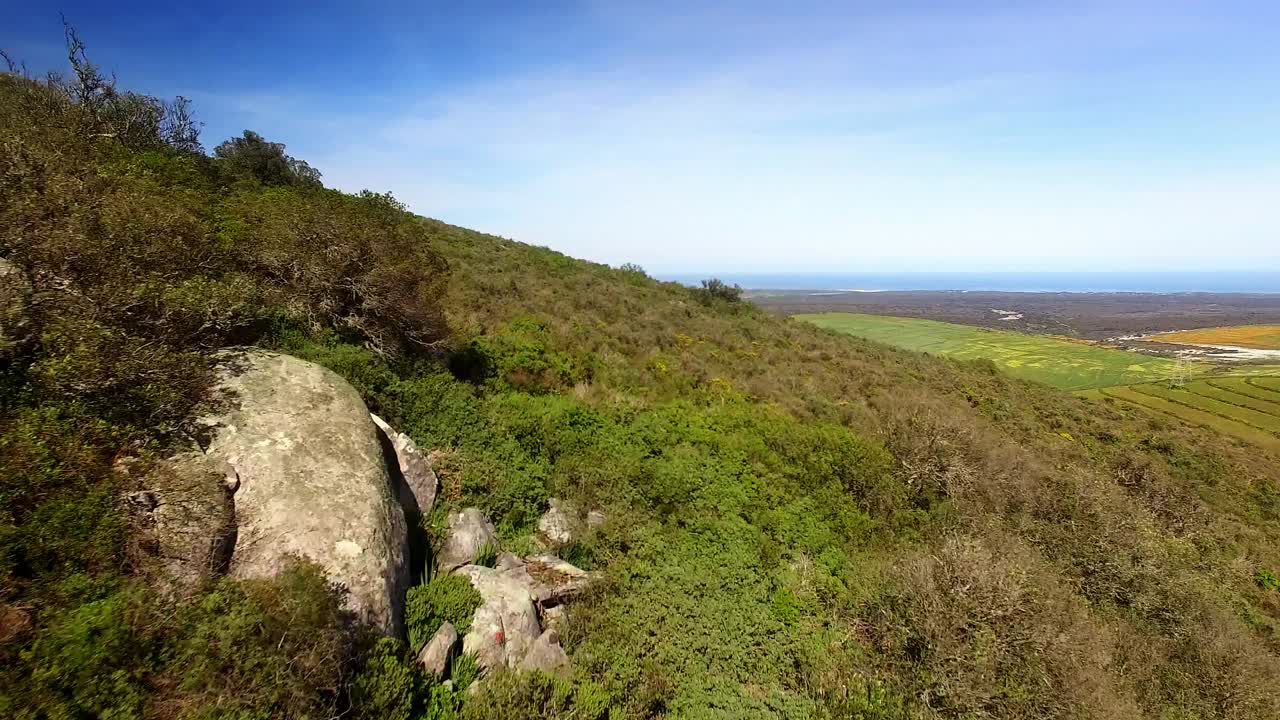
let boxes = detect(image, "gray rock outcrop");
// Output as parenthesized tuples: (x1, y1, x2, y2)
(518, 629, 570, 675)
(536, 498, 577, 547)
(436, 508, 498, 572)
(370, 413, 439, 518)
(199, 349, 410, 635)
(417, 621, 458, 678)
(442, 511, 600, 678)
(518, 554, 603, 605)
(535, 497, 606, 549)
(540, 604, 566, 636)
(454, 564, 542, 672)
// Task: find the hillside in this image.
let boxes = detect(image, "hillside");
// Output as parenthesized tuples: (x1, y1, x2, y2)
(4, 44, 1280, 720)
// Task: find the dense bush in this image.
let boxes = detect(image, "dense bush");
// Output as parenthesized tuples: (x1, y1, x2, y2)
(9, 562, 349, 720)
(462, 671, 611, 720)
(693, 277, 744, 305)
(406, 574, 483, 652)
(214, 130, 322, 188)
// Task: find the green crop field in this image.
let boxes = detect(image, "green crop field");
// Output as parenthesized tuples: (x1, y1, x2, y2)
(1132, 383, 1280, 433)
(1097, 385, 1280, 449)
(1208, 377, 1280, 404)
(796, 313, 1190, 390)
(1252, 377, 1280, 392)
(1195, 381, 1280, 416)
(1088, 379, 1280, 449)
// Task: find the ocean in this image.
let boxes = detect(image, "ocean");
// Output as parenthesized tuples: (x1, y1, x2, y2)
(657, 271, 1280, 294)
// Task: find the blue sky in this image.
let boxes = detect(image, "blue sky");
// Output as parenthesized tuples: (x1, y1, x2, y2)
(7, 1, 1280, 272)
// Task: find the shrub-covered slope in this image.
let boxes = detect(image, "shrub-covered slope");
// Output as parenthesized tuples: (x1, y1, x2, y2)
(3, 41, 1280, 720)
(385, 220, 1280, 718)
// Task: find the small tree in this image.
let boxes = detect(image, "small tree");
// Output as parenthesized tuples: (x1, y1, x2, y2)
(214, 130, 322, 188)
(694, 278, 743, 305)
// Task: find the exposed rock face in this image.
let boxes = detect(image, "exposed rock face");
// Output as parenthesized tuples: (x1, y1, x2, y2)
(436, 508, 498, 572)
(535, 497, 605, 549)
(454, 564, 541, 672)
(540, 604, 566, 636)
(520, 554, 602, 605)
(199, 349, 409, 635)
(0, 258, 32, 357)
(446, 537, 600, 676)
(370, 413, 439, 518)
(518, 629, 570, 676)
(495, 551, 525, 572)
(417, 621, 458, 678)
(586, 509, 606, 529)
(134, 449, 237, 592)
(536, 498, 577, 547)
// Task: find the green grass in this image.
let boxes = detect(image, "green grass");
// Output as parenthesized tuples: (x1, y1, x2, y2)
(796, 313, 1188, 390)
(1097, 386, 1280, 450)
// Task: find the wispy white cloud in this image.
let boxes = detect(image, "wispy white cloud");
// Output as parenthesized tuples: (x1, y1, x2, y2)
(270, 1, 1280, 271)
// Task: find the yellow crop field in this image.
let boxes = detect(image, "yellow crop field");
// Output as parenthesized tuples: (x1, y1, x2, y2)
(1153, 325, 1280, 349)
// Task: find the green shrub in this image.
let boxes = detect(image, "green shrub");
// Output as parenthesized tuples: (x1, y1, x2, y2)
(468, 318, 582, 393)
(462, 672, 612, 720)
(163, 561, 349, 718)
(1258, 568, 1280, 592)
(474, 542, 498, 569)
(811, 676, 910, 720)
(10, 562, 349, 720)
(350, 637, 422, 720)
(22, 589, 150, 718)
(692, 277, 744, 305)
(450, 653, 481, 693)
(406, 575, 483, 652)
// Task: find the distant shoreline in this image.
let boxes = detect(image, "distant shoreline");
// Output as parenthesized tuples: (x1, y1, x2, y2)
(658, 271, 1280, 294)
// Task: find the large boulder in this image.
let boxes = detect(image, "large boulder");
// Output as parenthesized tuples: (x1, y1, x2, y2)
(454, 564, 541, 672)
(0, 258, 32, 358)
(370, 413, 439, 518)
(436, 508, 498, 572)
(199, 349, 409, 635)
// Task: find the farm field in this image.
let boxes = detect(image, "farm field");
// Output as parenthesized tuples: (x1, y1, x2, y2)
(1088, 380, 1280, 449)
(1252, 377, 1280, 392)
(1132, 383, 1280, 433)
(796, 312, 1193, 390)
(1153, 324, 1280, 349)
(1207, 377, 1280, 403)
(1194, 381, 1280, 416)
